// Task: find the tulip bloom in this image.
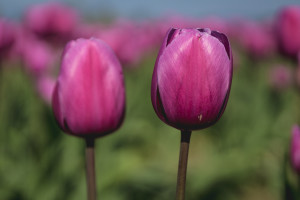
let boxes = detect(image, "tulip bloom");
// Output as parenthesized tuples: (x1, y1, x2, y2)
(22, 37, 54, 76)
(276, 6, 300, 56)
(24, 2, 79, 41)
(291, 125, 300, 174)
(0, 18, 15, 58)
(52, 38, 125, 138)
(151, 28, 233, 130)
(237, 20, 275, 58)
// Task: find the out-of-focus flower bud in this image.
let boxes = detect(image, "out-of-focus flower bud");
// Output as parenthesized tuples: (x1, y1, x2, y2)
(276, 6, 300, 57)
(24, 2, 79, 42)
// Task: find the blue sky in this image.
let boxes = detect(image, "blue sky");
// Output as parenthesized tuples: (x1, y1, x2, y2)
(0, 0, 299, 20)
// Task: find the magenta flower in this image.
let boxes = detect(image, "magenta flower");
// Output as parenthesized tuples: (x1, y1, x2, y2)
(151, 28, 233, 130)
(22, 37, 55, 76)
(276, 6, 300, 56)
(237, 20, 275, 58)
(52, 38, 125, 138)
(24, 2, 79, 41)
(6, 26, 54, 73)
(97, 20, 157, 66)
(291, 125, 300, 174)
(0, 18, 15, 58)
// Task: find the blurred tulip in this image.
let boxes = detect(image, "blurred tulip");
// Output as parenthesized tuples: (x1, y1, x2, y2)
(97, 20, 156, 66)
(276, 6, 300, 57)
(23, 38, 55, 76)
(24, 2, 79, 42)
(237, 20, 276, 58)
(0, 18, 15, 58)
(291, 125, 300, 174)
(269, 65, 292, 91)
(36, 76, 56, 104)
(151, 28, 233, 130)
(11, 27, 55, 76)
(52, 38, 125, 138)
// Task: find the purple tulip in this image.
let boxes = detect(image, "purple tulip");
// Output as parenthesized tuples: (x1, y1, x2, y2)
(52, 38, 125, 138)
(276, 6, 300, 57)
(97, 20, 157, 66)
(0, 18, 15, 58)
(237, 20, 276, 58)
(151, 28, 233, 130)
(291, 125, 300, 174)
(22, 36, 55, 76)
(24, 2, 79, 42)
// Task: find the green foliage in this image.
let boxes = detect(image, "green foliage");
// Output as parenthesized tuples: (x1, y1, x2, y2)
(0, 53, 298, 199)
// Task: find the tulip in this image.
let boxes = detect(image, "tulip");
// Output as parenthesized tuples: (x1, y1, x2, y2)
(291, 125, 300, 174)
(276, 6, 300, 57)
(151, 28, 233, 200)
(0, 18, 15, 59)
(237, 20, 276, 58)
(97, 20, 156, 66)
(24, 2, 79, 43)
(22, 37, 54, 76)
(151, 28, 233, 130)
(52, 38, 125, 200)
(52, 38, 125, 137)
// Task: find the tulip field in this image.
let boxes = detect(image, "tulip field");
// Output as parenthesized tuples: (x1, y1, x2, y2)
(1, 3, 300, 200)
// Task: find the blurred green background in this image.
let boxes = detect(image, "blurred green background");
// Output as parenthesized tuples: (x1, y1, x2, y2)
(0, 49, 298, 199)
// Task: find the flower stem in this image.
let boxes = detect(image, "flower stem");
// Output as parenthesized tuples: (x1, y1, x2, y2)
(85, 138, 97, 200)
(176, 130, 192, 200)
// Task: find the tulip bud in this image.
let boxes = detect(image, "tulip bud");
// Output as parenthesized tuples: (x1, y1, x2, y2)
(0, 18, 15, 58)
(290, 125, 300, 174)
(151, 28, 233, 130)
(52, 38, 125, 138)
(237, 20, 275, 58)
(24, 2, 79, 42)
(276, 6, 300, 57)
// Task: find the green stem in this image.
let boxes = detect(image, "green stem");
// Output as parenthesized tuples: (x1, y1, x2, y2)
(176, 130, 192, 200)
(85, 138, 97, 200)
